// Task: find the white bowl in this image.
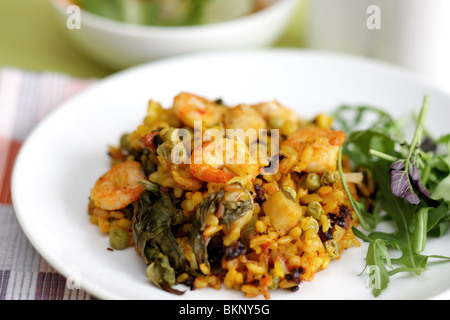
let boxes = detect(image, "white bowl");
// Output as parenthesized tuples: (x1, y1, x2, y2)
(50, 0, 300, 70)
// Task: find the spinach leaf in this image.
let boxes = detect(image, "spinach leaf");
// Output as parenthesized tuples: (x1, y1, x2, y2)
(220, 199, 253, 226)
(190, 191, 224, 270)
(132, 188, 187, 294)
(190, 189, 252, 269)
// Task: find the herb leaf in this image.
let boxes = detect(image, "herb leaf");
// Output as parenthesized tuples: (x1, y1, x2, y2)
(364, 239, 391, 297)
(337, 147, 374, 231)
(190, 189, 253, 269)
(190, 190, 225, 270)
(132, 188, 188, 294)
(389, 160, 420, 204)
(334, 95, 450, 297)
(431, 174, 450, 202)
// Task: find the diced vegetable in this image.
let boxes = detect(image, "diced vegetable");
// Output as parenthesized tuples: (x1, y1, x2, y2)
(262, 189, 305, 235)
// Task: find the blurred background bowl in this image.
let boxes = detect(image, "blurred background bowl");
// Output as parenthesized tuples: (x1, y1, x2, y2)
(50, 0, 300, 70)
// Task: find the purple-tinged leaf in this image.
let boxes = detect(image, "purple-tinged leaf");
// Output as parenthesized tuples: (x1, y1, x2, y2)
(408, 163, 431, 198)
(408, 163, 420, 181)
(390, 159, 406, 171)
(415, 180, 431, 198)
(390, 168, 420, 205)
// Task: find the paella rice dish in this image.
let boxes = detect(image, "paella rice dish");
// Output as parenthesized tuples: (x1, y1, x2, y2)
(87, 92, 375, 299)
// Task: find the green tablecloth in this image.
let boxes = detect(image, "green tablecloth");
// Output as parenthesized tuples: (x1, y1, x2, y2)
(0, 0, 306, 79)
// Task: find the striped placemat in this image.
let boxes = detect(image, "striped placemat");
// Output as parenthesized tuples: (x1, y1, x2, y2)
(0, 67, 97, 300)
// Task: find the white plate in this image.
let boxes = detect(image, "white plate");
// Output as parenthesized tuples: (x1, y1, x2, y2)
(11, 48, 450, 300)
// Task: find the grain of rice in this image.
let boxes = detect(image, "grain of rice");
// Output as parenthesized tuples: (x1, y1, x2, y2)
(288, 226, 302, 238)
(278, 235, 293, 245)
(97, 217, 109, 233)
(295, 187, 308, 202)
(287, 255, 302, 269)
(203, 225, 223, 237)
(206, 214, 219, 226)
(117, 218, 131, 230)
(245, 262, 265, 275)
(224, 268, 244, 289)
(273, 257, 286, 279)
(323, 201, 338, 214)
(223, 227, 241, 246)
(174, 187, 183, 198)
(320, 215, 331, 233)
(317, 185, 333, 195)
(300, 193, 323, 204)
(110, 211, 125, 219)
(200, 263, 211, 275)
(194, 277, 209, 288)
(241, 284, 261, 297)
(177, 273, 189, 283)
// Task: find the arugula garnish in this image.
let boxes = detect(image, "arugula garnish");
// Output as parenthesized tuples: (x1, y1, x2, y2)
(334, 96, 450, 297)
(385, 97, 431, 205)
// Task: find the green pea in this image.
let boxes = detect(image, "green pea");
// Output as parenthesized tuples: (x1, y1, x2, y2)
(321, 170, 340, 186)
(109, 228, 129, 250)
(161, 128, 179, 142)
(300, 216, 319, 233)
(332, 171, 340, 182)
(307, 201, 324, 219)
(305, 173, 321, 192)
(324, 239, 340, 259)
(281, 186, 297, 200)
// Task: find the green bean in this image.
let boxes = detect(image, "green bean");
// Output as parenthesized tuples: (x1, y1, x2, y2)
(305, 173, 321, 192)
(109, 228, 129, 250)
(307, 201, 324, 219)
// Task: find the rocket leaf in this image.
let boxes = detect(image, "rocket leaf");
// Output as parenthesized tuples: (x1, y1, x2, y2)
(387, 96, 430, 205)
(364, 239, 392, 297)
(334, 95, 450, 297)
